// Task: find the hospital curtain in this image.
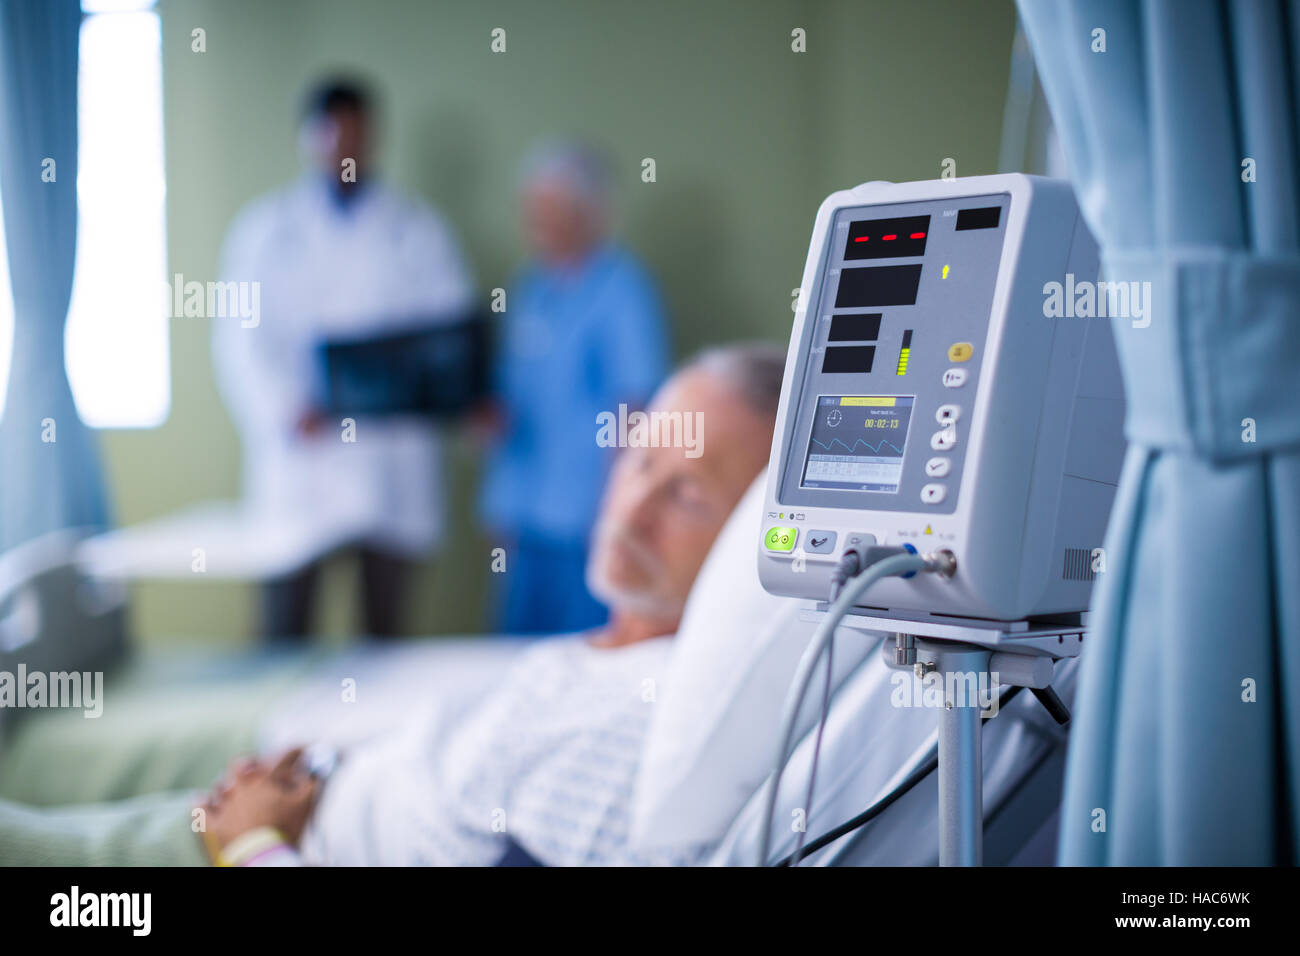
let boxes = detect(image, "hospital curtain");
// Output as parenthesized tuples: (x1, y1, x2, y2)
(0, 0, 109, 551)
(1016, 0, 1300, 864)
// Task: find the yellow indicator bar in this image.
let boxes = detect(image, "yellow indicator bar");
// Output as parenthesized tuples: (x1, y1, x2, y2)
(840, 396, 897, 407)
(895, 348, 910, 375)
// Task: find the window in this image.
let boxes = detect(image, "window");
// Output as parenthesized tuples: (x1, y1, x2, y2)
(0, 2, 169, 429)
(63, 0, 170, 427)
(0, 0, 169, 426)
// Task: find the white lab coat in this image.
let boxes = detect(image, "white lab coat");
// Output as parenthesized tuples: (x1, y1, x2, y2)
(213, 175, 474, 558)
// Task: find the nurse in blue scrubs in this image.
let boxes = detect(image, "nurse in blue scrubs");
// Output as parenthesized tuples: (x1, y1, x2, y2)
(479, 141, 670, 636)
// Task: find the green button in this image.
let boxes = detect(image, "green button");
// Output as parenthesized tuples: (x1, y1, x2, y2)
(765, 526, 798, 552)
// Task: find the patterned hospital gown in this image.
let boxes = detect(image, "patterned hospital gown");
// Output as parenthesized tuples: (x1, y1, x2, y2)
(298, 635, 712, 866)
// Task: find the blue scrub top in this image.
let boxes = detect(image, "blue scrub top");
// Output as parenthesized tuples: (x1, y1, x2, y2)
(481, 242, 670, 544)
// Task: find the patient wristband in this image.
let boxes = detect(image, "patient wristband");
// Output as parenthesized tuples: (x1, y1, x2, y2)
(218, 826, 292, 867)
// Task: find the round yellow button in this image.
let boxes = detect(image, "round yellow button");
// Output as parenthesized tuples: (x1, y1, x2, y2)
(947, 342, 974, 362)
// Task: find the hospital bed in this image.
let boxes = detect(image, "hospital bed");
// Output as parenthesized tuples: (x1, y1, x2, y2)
(0, 524, 524, 805)
(0, 474, 1068, 866)
(0, 528, 126, 755)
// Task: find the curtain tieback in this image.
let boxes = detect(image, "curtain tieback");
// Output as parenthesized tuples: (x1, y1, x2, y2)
(1102, 248, 1300, 461)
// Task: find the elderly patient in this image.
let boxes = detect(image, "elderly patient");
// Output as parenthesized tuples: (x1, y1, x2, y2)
(0, 343, 783, 866)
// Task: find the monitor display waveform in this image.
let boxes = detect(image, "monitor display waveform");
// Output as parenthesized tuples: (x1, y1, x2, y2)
(801, 394, 915, 493)
(810, 436, 905, 456)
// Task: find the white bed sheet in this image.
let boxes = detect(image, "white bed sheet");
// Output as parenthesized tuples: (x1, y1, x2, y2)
(257, 637, 531, 755)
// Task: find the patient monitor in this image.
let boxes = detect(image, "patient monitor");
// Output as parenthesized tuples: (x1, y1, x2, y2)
(759, 174, 1125, 622)
(756, 175, 1127, 867)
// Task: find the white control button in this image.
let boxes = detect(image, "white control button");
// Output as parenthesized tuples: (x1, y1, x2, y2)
(930, 427, 957, 451)
(936, 404, 962, 425)
(921, 483, 948, 504)
(925, 457, 951, 478)
(942, 368, 967, 388)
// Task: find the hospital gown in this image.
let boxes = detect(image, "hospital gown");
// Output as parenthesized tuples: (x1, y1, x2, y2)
(294, 635, 711, 866)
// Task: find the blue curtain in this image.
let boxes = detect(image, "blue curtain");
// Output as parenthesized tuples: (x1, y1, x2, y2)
(1017, 0, 1300, 864)
(0, 0, 109, 551)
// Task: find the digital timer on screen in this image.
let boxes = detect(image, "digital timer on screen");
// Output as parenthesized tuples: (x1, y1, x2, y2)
(801, 395, 915, 493)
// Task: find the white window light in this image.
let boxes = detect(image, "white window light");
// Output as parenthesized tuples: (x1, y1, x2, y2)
(63, 0, 170, 428)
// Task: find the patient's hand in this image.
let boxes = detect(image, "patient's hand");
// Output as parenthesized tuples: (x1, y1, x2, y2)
(201, 748, 320, 857)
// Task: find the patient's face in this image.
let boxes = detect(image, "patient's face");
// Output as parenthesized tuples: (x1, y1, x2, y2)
(587, 369, 773, 625)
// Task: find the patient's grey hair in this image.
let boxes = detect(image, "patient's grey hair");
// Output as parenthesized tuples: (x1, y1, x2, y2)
(683, 342, 787, 421)
(519, 139, 613, 217)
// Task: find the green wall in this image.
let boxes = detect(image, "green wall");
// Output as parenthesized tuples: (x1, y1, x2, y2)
(104, 0, 1015, 646)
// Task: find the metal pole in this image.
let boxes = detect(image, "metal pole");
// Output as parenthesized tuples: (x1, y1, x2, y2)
(934, 644, 989, 866)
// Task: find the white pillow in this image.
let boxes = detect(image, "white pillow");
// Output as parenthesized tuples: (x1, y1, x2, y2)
(630, 475, 881, 849)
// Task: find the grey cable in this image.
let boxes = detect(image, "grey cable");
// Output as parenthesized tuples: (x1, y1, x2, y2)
(756, 551, 927, 867)
(789, 629, 832, 866)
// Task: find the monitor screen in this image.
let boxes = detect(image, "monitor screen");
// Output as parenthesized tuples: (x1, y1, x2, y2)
(833, 264, 923, 308)
(800, 395, 915, 493)
(843, 215, 930, 259)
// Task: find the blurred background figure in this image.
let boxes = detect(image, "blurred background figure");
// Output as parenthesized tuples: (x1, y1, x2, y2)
(478, 141, 670, 636)
(212, 76, 475, 640)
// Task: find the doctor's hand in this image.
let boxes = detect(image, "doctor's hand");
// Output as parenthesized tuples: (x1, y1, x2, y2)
(200, 749, 320, 856)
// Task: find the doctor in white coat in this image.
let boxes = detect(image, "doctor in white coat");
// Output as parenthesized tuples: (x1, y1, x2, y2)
(212, 78, 474, 639)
